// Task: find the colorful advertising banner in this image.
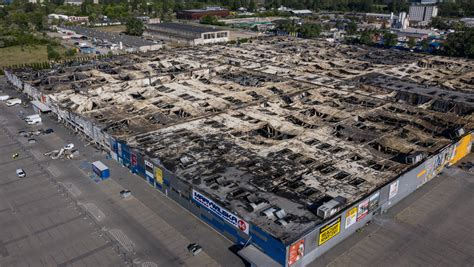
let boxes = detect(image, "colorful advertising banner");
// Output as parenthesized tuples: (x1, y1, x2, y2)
(131, 153, 137, 166)
(288, 239, 305, 266)
(192, 189, 249, 235)
(155, 167, 163, 185)
(368, 192, 380, 211)
(319, 217, 341, 245)
(450, 134, 472, 165)
(345, 207, 358, 229)
(144, 160, 154, 178)
(389, 180, 399, 200)
(357, 199, 369, 221)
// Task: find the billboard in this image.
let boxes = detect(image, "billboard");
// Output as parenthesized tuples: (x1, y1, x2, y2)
(450, 134, 472, 165)
(145, 160, 154, 178)
(357, 199, 369, 221)
(389, 180, 399, 200)
(319, 217, 341, 245)
(288, 239, 305, 266)
(345, 207, 357, 229)
(368, 192, 380, 211)
(192, 189, 249, 235)
(155, 167, 163, 185)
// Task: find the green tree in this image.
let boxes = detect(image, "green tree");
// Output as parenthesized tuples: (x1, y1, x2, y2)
(64, 48, 77, 57)
(299, 24, 321, 38)
(443, 29, 474, 58)
(407, 37, 416, 49)
(359, 31, 373, 45)
(125, 17, 144, 36)
(200, 15, 224, 26)
(420, 38, 430, 51)
(346, 21, 357, 35)
(47, 45, 61, 61)
(249, 0, 257, 11)
(383, 32, 397, 47)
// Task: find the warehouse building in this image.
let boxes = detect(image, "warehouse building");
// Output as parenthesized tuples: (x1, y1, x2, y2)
(177, 6, 230, 20)
(5, 38, 473, 267)
(144, 23, 230, 45)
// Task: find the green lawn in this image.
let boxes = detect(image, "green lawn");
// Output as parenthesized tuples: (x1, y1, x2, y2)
(0, 45, 68, 68)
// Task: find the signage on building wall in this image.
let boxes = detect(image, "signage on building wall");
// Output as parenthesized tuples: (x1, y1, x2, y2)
(288, 239, 305, 266)
(145, 160, 154, 177)
(345, 207, 358, 229)
(450, 134, 472, 165)
(368, 192, 380, 211)
(357, 199, 369, 221)
(155, 167, 163, 185)
(318, 217, 341, 245)
(192, 189, 250, 235)
(389, 180, 399, 200)
(131, 153, 137, 166)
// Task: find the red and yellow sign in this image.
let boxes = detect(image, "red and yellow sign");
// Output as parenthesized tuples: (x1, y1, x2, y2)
(319, 217, 341, 245)
(288, 239, 305, 265)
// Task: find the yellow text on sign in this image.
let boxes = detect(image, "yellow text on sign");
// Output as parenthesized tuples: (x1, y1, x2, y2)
(319, 218, 341, 245)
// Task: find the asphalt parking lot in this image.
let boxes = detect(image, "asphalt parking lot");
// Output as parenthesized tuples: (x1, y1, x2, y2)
(310, 154, 474, 267)
(0, 79, 245, 267)
(0, 113, 124, 267)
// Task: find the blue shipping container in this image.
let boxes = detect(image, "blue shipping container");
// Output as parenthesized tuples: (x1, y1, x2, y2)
(92, 161, 110, 179)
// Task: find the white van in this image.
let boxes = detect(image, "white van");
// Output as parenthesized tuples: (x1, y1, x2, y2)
(0, 95, 10, 101)
(6, 98, 21, 106)
(27, 117, 42, 125)
(25, 114, 40, 122)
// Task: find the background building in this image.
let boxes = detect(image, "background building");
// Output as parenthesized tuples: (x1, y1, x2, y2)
(144, 22, 229, 45)
(409, 4, 438, 26)
(177, 7, 230, 20)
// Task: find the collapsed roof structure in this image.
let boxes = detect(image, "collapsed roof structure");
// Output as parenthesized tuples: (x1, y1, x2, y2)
(9, 37, 474, 261)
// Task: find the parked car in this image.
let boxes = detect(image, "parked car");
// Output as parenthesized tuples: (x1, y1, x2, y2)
(0, 95, 10, 101)
(63, 143, 75, 150)
(27, 117, 42, 125)
(187, 243, 202, 256)
(44, 128, 54, 134)
(5, 98, 21, 106)
(16, 168, 26, 178)
(120, 190, 132, 199)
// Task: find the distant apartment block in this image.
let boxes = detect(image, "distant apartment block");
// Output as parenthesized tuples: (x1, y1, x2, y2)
(409, 4, 438, 25)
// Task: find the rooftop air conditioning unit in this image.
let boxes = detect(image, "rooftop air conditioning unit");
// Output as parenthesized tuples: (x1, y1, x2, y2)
(317, 196, 346, 219)
(450, 127, 465, 139)
(405, 152, 424, 165)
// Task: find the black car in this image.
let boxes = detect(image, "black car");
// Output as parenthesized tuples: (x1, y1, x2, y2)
(187, 243, 202, 256)
(44, 128, 54, 134)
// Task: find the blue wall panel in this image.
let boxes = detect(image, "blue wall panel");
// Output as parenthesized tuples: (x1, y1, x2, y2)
(250, 225, 286, 266)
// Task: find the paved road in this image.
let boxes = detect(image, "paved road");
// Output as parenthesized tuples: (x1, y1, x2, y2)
(0, 78, 245, 267)
(310, 154, 474, 267)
